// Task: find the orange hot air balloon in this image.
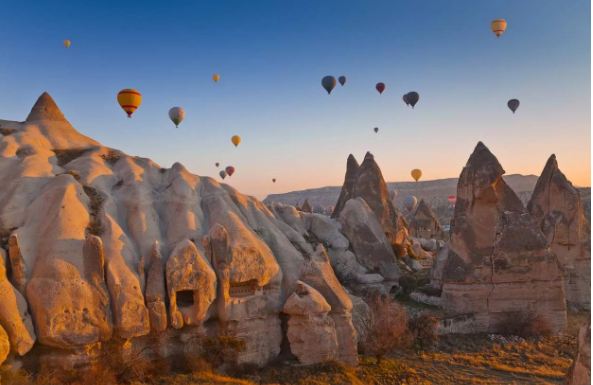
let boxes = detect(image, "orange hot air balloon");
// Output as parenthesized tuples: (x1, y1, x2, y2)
(231, 135, 241, 147)
(491, 19, 507, 37)
(411, 168, 422, 182)
(213, 73, 220, 82)
(117, 89, 142, 118)
(225, 166, 235, 177)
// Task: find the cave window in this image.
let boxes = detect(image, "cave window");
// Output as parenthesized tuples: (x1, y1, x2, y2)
(176, 290, 195, 307)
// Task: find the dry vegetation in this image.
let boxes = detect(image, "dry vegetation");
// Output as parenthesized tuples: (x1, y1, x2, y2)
(0, 311, 586, 385)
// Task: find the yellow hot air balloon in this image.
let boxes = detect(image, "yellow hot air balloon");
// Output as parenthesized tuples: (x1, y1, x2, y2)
(212, 73, 220, 82)
(411, 168, 422, 182)
(63, 39, 71, 48)
(491, 19, 507, 37)
(231, 135, 241, 147)
(117, 89, 142, 118)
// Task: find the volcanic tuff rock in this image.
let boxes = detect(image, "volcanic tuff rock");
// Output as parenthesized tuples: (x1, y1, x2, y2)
(332, 152, 409, 253)
(409, 199, 443, 240)
(567, 324, 591, 385)
(0, 93, 359, 367)
(437, 142, 567, 333)
(283, 281, 338, 365)
(528, 155, 591, 309)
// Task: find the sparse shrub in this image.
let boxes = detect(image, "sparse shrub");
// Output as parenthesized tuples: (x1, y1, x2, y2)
(496, 311, 552, 338)
(185, 331, 247, 371)
(362, 293, 410, 364)
(408, 313, 438, 351)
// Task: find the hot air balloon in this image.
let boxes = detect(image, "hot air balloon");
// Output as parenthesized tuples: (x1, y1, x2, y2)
(168, 107, 185, 127)
(117, 89, 142, 118)
(322, 76, 337, 95)
(507, 99, 520, 113)
(374, 127, 379, 133)
(215, 162, 220, 167)
(491, 19, 507, 37)
(404, 195, 418, 212)
(225, 166, 235, 177)
(411, 168, 422, 182)
(272, 178, 276, 183)
(338, 76, 346, 86)
(403, 92, 420, 108)
(63, 39, 71, 48)
(376, 82, 385, 94)
(447, 195, 457, 205)
(231, 135, 241, 147)
(219, 170, 226, 179)
(212, 73, 220, 82)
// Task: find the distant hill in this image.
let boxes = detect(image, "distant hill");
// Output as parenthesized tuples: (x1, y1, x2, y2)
(264, 174, 540, 211)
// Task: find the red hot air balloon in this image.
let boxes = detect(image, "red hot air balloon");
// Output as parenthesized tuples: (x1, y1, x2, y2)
(376, 82, 385, 94)
(225, 166, 235, 177)
(447, 195, 457, 205)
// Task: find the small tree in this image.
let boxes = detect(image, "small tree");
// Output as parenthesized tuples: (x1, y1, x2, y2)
(362, 293, 409, 364)
(408, 313, 438, 351)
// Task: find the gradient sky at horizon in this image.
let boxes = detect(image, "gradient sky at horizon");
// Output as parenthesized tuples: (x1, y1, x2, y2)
(0, 0, 589, 199)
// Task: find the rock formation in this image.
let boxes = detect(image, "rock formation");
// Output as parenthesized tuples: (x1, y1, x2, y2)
(528, 155, 591, 309)
(300, 199, 312, 213)
(283, 281, 338, 365)
(409, 199, 443, 240)
(0, 93, 359, 367)
(338, 198, 400, 281)
(437, 142, 567, 333)
(567, 324, 591, 385)
(332, 152, 409, 254)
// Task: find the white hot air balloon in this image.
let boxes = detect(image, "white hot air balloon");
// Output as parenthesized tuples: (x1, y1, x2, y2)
(168, 106, 185, 127)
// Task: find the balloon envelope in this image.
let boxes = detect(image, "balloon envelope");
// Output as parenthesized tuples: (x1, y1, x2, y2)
(411, 168, 422, 182)
(225, 166, 235, 176)
(403, 92, 420, 108)
(322, 76, 337, 94)
(63, 39, 71, 48)
(212, 73, 220, 82)
(168, 107, 185, 127)
(219, 170, 226, 179)
(215, 162, 220, 167)
(117, 89, 142, 118)
(231, 135, 241, 147)
(376, 82, 385, 94)
(507, 99, 520, 113)
(374, 127, 379, 133)
(448, 195, 457, 204)
(491, 19, 507, 37)
(338, 76, 346, 86)
(272, 178, 276, 183)
(404, 195, 418, 212)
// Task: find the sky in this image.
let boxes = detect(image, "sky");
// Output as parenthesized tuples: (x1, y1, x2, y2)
(0, 0, 590, 199)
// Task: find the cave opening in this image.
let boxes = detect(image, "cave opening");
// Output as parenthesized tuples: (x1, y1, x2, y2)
(176, 290, 195, 307)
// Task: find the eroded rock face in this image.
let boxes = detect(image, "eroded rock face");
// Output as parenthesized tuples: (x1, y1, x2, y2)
(0, 93, 361, 367)
(439, 142, 567, 333)
(339, 198, 400, 280)
(166, 239, 216, 329)
(300, 245, 358, 365)
(0, 249, 36, 356)
(528, 155, 591, 309)
(409, 200, 443, 240)
(0, 324, 9, 366)
(567, 324, 591, 385)
(283, 281, 338, 364)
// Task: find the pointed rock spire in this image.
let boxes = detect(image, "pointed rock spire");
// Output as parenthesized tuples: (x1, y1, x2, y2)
(331, 154, 360, 218)
(26, 92, 68, 123)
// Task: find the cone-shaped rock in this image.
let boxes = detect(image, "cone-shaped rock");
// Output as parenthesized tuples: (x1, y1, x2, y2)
(436, 142, 566, 334)
(26, 92, 68, 123)
(332, 154, 360, 218)
(409, 199, 443, 239)
(528, 154, 591, 309)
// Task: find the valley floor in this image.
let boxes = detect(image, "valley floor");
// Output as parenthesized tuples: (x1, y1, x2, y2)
(1, 311, 587, 385)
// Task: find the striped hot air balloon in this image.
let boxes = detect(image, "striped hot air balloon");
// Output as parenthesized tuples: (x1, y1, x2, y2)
(117, 89, 142, 118)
